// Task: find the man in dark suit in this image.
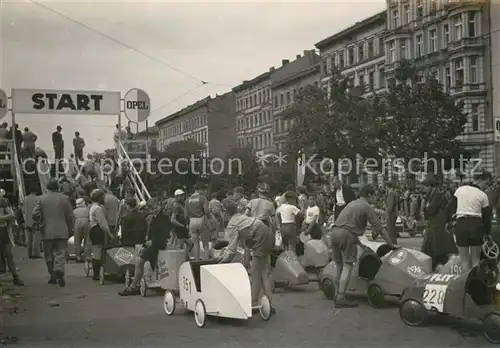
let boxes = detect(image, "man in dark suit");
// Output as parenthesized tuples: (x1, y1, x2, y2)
(332, 177, 356, 221)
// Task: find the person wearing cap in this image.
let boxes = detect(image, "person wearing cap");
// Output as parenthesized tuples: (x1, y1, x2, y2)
(185, 183, 210, 260)
(32, 178, 74, 287)
(326, 184, 397, 308)
(73, 198, 90, 262)
(451, 169, 493, 272)
(218, 199, 275, 312)
(246, 183, 275, 229)
(52, 126, 64, 162)
(171, 189, 191, 253)
(421, 174, 457, 269)
(23, 183, 41, 259)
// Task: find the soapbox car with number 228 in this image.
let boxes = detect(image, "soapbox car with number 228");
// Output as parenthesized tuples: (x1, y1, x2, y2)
(319, 240, 432, 308)
(162, 260, 272, 328)
(400, 245, 500, 344)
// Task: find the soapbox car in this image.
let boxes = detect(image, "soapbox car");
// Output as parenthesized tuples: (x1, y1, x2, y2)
(140, 249, 188, 297)
(272, 250, 310, 288)
(99, 245, 138, 285)
(319, 240, 432, 308)
(399, 239, 500, 344)
(162, 260, 272, 328)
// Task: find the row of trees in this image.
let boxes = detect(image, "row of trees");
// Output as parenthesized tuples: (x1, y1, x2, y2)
(282, 60, 470, 181)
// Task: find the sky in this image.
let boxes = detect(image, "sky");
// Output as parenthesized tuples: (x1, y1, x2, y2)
(1, 0, 386, 156)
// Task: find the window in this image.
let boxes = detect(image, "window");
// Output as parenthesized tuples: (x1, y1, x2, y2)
(392, 9, 399, 28)
(445, 65, 451, 91)
(389, 40, 396, 63)
(245, 97, 248, 109)
(368, 71, 374, 89)
(455, 58, 464, 87)
(429, 29, 437, 52)
(259, 112, 263, 124)
(367, 41, 374, 58)
(378, 67, 385, 88)
(274, 96, 278, 108)
(253, 95, 257, 105)
(471, 104, 479, 131)
(444, 24, 450, 45)
(280, 93, 284, 106)
(416, 34, 423, 57)
(470, 56, 478, 83)
(338, 51, 344, 69)
(430, 0, 437, 13)
(236, 100, 239, 111)
(348, 47, 354, 65)
(400, 39, 406, 59)
(468, 11, 476, 37)
(258, 91, 261, 104)
(358, 43, 364, 62)
(430, 67, 439, 82)
(453, 15, 462, 41)
(416, 0, 423, 19)
(379, 37, 385, 55)
(404, 5, 410, 24)
(358, 73, 365, 89)
(286, 91, 291, 105)
(416, 70, 424, 84)
(249, 96, 253, 107)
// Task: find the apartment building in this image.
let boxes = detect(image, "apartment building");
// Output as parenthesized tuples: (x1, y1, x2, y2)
(233, 71, 273, 154)
(385, 0, 494, 174)
(272, 50, 321, 151)
(155, 92, 236, 159)
(315, 11, 387, 93)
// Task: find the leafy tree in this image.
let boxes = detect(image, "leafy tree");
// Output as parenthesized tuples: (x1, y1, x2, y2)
(280, 69, 385, 182)
(148, 139, 206, 194)
(381, 60, 469, 177)
(223, 145, 260, 194)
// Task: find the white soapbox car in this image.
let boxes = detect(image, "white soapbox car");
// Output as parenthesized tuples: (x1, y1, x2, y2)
(319, 239, 432, 307)
(140, 249, 188, 296)
(163, 260, 272, 327)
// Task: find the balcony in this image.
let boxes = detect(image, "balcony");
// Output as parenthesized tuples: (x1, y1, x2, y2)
(447, 37, 484, 52)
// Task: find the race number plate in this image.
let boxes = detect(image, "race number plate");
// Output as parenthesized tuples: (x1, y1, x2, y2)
(423, 284, 447, 312)
(114, 248, 134, 264)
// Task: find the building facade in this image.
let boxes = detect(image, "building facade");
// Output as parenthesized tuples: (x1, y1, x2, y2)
(155, 92, 235, 159)
(385, 0, 494, 175)
(315, 11, 387, 94)
(233, 72, 273, 153)
(272, 50, 321, 151)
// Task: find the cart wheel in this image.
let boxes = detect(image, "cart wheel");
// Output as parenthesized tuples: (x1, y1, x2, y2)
(400, 298, 427, 327)
(483, 312, 500, 344)
(259, 295, 272, 321)
(140, 278, 148, 297)
(84, 260, 91, 277)
(367, 283, 385, 308)
(320, 278, 335, 300)
(163, 291, 176, 316)
(124, 268, 133, 288)
(99, 267, 105, 285)
(194, 299, 207, 328)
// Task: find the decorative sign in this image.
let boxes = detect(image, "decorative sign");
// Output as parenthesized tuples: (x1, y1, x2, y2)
(449, 264, 463, 274)
(114, 248, 134, 264)
(423, 284, 447, 312)
(159, 260, 169, 280)
(389, 250, 407, 265)
(123, 88, 150, 123)
(424, 273, 460, 283)
(11, 89, 121, 115)
(406, 265, 427, 278)
(284, 255, 298, 263)
(0, 89, 7, 119)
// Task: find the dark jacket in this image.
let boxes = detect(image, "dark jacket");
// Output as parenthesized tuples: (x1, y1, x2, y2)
(120, 209, 148, 246)
(334, 184, 356, 206)
(421, 188, 457, 258)
(148, 209, 171, 249)
(52, 131, 63, 148)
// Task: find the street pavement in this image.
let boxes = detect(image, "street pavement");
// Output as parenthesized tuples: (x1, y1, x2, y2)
(0, 235, 490, 348)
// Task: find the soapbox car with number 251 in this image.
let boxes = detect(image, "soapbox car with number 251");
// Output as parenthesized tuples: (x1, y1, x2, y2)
(399, 239, 500, 344)
(319, 239, 432, 308)
(162, 260, 272, 328)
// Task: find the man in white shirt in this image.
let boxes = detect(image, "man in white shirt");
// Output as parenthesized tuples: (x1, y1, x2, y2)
(276, 191, 303, 251)
(453, 170, 492, 272)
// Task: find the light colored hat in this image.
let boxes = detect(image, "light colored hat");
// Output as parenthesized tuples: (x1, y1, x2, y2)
(174, 189, 185, 196)
(76, 198, 85, 207)
(138, 200, 147, 207)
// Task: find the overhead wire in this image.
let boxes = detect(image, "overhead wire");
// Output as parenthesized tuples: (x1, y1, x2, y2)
(28, 0, 234, 88)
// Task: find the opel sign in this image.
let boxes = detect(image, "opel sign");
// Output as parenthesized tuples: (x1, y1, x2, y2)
(123, 88, 150, 123)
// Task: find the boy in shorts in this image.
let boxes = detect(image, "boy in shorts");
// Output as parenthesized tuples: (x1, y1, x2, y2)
(185, 183, 209, 260)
